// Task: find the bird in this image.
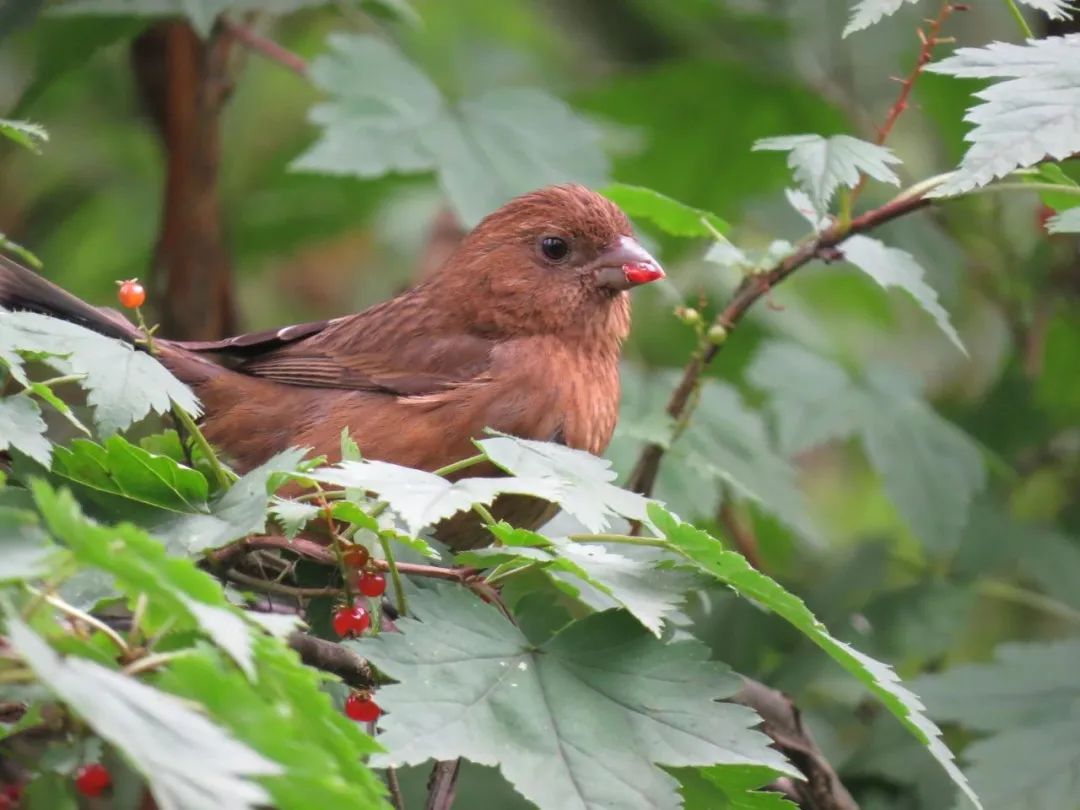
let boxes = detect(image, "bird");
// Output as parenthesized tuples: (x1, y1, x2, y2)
(0, 184, 664, 548)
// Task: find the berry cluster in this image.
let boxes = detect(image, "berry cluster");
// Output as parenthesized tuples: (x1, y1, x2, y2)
(332, 544, 388, 640)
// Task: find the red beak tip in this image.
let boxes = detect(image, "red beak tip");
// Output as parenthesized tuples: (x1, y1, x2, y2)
(623, 263, 665, 285)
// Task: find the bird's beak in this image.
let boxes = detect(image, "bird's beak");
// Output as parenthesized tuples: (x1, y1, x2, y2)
(594, 236, 665, 291)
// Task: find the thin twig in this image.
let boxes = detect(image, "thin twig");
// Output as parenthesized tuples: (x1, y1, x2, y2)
(426, 759, 462, 810)
(626, 184, 937, 497)
(226, 570, 341, 598)
(220, 16, 309, 76)
(718, 498, 763, 571)
(386, 766, 407, 810)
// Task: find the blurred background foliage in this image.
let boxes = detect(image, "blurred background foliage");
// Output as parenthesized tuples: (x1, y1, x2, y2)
(1, 1, 1078, 807)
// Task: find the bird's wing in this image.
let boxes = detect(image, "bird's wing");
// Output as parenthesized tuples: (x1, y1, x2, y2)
(177, 318, 338, 356)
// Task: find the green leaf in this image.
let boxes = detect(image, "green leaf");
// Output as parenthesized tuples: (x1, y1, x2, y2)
(26, 380, 90, 434)
(479, 435, 656, 533)
(270, 497, 321, 539)
(841, 235, 965, 353)
(158, 448, 306, 553)
(602, 183, 728, 237)
(33, 482, 259, 677)
(748, 343, 985, 553)
(1017, 0, 1075, 20)
(676, 764, 797, 809)
(0, 506, 56, 581)
(610, 367, 816, 540)
(294, 34, 609, 226)
(650, 506, 982, 810)
(0, 118, 48, 152)
(913, 640, 1080, 810)
(0, 395, 51, 466)
(357, 585, 793, 810)
(308, 458, 564, 537)
(927, 36, 1080, 195)
(50, 436, 209, 514)
(752, 134, 900, 216)
(50, 0, 335, 37)
(155, 641, 388, 810)
(22, 772, 78, 810)
(5, 612, 279, 810)
(0, 310, 201, 435)
(843, 0, 920, 36)
(1047, 206, 1080, 233)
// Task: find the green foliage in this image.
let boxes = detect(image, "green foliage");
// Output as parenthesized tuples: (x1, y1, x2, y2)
(357, 585, 794, 810)
(752, 134, 901, 217)
(913, 640, 1080, 810)
(295, 34, 608, 226)
(0, 118, 48, 152)
(603, 183, 728, 238)
(51, 0, 336, 37)
(928, 36, 1080, 195)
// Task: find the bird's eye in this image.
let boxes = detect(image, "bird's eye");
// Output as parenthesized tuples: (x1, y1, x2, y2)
(540, 236, 570, 262)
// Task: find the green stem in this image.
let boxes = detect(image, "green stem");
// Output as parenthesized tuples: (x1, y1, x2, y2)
(172, 404, 234, 490)
(16, 373, 86, 392)
(978, 579, 1080, 625)
(123, 650, 190, 676)
(379, 535, 408, 617)
(432, 453, 487, 478)
(27, 587, 130, 654)
(961, 181, 1080, 199)
(568, 533, 670, 549)
(0, 668, 36, 685)
(472, 503, 497, 526)
(1004, 0, 1034, 38)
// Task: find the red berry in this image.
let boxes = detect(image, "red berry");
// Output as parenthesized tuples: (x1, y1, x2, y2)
(332, 604, 371, 638)
(342, 544, 370, 569)
(357, 571, 387, 598)
(2, 783, 21, 802)
(344, 692, 382, 723)
(117, 280, 146, 309)
(74, 763, 111, 797)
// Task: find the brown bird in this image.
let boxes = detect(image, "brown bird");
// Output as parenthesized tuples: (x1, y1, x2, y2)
(0, 184, 664, 547)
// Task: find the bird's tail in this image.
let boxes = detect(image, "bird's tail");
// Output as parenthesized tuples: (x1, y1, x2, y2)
(0, 254, 141, 344)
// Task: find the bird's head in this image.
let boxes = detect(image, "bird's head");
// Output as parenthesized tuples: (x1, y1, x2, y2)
(435, 185, 664, 339)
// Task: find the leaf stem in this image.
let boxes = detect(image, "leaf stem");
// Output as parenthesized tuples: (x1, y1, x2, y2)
(978, 579, 1080, 625)
(1003, 0, 1034, 38)
(379, 535, 408, 616)
(26, 587, 130, 655)
(432, 453, 487, 478)
(961, 181, 1080, 199)
(568, 533, 669, 549)
(172, 404, 234, 491)
(472, 503, 497, 526)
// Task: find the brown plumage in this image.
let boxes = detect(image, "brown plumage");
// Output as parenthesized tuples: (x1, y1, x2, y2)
(0, 185, 664, 548)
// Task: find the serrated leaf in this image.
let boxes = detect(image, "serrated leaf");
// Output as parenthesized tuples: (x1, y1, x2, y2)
(6, 612, 279, 810)
(1047, 205, 1080, 233)
(479, 435, 656, 533)
(752, 134, 900, 217)
(158, 448, 306, 553)
(748, 342, 985, 552)
(356, 585, 794, 810)
(33, 482, 259, 677)
(294, 34, 608, 226)
(26, 381, 90, 434)
(50, 0, 335, 37)
(676, 764, 797, 809)
(155, 641, 388, 810)
(1017, 0, 1075, 20)
(270, 497, 321, 539)
(0, 395, 51, 465)
(842, 235, 965, 353)
(50, 435, 209, 514)
(602, 183, 728, 237)
(0, 118, 48, 152)
(927, 35, 1080, 196)
(913, 639, 1080, 810)
(308, 458, 564, 537)
(843, 0, 920, 36)
(0, 310, 201, 435)
(650, 506, 982, 810)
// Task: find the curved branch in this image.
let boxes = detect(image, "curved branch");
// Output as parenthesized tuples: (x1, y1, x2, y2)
(626, 188, 933, 496)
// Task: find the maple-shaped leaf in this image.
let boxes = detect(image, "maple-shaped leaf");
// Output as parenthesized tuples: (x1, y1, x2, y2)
(355, 585, 794, 810)
(843, 0, 921, 36)
(308, 458, 564, 536)
(752, 134, 901, 217)
(748, 342, 985, 553)
(293, 34, 608, 226)
(927, 35, 1080, 195)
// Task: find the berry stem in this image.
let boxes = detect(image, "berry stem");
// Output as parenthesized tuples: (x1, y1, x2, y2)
(378, 535, 407, 617)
